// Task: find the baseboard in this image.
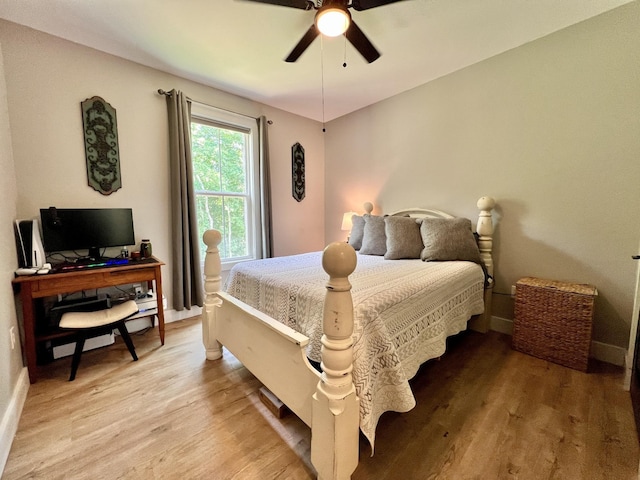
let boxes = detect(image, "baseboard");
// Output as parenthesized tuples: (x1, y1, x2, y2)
(489, 316, 626, 367)
(490, 315, 514, 335)
(164, 305, 202, 324)
(166, 310, 627, 366)
(590, 340, 627, 367)
(0, 367, 29, 476)
(118, 306, 203, 334)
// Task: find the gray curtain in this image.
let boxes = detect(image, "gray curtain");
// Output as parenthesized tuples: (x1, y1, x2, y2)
(165, 89, 203, 310)
(258, 116, 273, 259)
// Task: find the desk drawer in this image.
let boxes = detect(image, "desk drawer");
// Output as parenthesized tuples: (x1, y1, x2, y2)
(29, 269, 156, 297)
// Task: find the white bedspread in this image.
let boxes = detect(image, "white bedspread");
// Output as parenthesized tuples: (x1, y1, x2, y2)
(224, 252, 485, 448)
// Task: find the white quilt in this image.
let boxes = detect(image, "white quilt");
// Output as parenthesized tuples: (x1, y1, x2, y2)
(225, 252, 485, 449)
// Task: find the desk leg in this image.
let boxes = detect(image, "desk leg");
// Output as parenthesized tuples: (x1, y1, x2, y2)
(154, 266, 165, 345)
(20, 284, 37, 384)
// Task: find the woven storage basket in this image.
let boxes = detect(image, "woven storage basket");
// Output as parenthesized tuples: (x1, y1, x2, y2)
(513, 277, 596, 372)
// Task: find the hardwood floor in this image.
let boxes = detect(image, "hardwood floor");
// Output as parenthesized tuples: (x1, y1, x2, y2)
(4, 317, 638, 479)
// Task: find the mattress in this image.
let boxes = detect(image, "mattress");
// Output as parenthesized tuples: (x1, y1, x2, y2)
(225, 251, 485, 448)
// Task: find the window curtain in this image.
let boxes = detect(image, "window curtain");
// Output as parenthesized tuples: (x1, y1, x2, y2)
(258, 116, 273, 259)
(165, 89, 203, 310)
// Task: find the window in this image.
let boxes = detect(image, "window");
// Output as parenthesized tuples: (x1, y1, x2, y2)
(190, 103, 261, 269)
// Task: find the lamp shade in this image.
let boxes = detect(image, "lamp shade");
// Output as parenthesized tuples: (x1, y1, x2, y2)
(341, 211, 358, 231)
(316, 7, 351, 37)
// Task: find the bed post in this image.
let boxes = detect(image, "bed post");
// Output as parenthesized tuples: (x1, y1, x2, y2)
(202, 229, 223, 360)
(312, 242, 359, 480)
(469, 196, 496, 333)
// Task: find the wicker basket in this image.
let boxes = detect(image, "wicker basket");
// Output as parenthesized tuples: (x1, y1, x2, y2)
(513, 277, 597, 372)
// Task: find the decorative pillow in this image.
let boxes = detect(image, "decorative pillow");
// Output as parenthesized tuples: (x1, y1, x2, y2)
(359, 215, 387, 256)
(420, 217, 482, 263)
(384, 216, 423, 260)
(348, 215, 365, 250)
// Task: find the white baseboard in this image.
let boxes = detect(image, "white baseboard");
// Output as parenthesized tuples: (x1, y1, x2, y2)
(165, 305, 202, 323)
(0, 367, 29, 476)
(117, 306, 203, 334)
(590, 340, 627, 367)
(489, 316, 627, 367)
(490, 316, 514, 335)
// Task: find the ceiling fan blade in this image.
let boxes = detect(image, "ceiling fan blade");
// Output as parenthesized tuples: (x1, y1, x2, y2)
(345, 20, 380, 63)
(350, 0, 408, 11)
(285, 24, 320, 62)
(239, 0, 313, 10)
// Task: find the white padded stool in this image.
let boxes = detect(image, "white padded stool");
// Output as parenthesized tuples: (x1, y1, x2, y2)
(59, 300, 139, 381)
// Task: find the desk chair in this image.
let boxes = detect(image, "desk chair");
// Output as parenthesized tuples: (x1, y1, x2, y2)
(59, 300, 139, 381)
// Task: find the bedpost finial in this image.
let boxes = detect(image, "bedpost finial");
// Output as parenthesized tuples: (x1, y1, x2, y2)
(477, 196, 496, 211)
(203, 229, 222, 248)
(322, 242, 357, 279)
(363, 202, 373, 215)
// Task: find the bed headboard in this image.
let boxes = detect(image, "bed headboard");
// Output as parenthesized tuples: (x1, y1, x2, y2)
(388, 207, 454, 219)
(361, 203, 455, 220)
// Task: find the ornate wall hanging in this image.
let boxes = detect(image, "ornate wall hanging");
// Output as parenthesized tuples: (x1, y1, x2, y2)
(291, 142, 305, 202)
(81, 96, 121, 195)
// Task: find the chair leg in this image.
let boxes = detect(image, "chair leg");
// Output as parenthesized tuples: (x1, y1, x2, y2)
(116, 321, 138, 361)
(69, 335, 86, 381)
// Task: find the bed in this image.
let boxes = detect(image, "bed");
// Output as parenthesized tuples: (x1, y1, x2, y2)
(201, 196, 496, 480)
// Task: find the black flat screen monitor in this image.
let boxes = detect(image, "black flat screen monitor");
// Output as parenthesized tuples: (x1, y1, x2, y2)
(40, 208, 135, 260)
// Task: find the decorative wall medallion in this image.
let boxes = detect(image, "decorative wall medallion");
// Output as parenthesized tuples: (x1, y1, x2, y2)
(291, 142, 305, 202)
(81, 96, 121, 195)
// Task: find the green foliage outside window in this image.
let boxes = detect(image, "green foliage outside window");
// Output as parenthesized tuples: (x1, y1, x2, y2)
(191, 121, 249, 262)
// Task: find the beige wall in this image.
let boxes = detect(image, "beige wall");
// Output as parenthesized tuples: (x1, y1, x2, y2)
(324, 3, 640, 349)
(0, 35, 23, 459)
(1, 2, 638, 458)
(263, 107, 325, 257)
(0, 19, 325, 452)
(0, 19, 326, 290)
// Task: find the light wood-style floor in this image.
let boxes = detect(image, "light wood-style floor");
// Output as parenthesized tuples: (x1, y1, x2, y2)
(4, 317, 638, 479)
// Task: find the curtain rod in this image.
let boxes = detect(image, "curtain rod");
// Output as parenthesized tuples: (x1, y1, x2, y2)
(157, 89, 272, 124)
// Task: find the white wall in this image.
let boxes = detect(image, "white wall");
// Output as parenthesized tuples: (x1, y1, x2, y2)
(324, 2, 640, 350)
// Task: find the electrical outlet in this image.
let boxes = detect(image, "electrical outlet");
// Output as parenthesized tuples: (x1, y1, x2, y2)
(9, 326, 16, 350)
(511, 285, 517, 297)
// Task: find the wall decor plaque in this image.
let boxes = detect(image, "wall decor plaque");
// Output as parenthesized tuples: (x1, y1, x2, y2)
(81, 96, 121, 195)
(291, 142, 305, 202)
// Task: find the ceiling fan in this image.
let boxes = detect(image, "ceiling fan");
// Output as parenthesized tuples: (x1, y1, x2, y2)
(241, 0, 409, 63)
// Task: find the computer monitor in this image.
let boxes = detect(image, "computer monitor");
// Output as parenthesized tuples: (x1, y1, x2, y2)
(40, 207, 135, 260)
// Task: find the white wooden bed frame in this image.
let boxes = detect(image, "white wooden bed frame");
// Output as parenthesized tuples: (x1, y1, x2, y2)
(201, 196, 495, 480)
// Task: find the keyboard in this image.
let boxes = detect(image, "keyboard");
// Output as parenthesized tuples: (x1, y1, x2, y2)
(57, 258, 130, 272)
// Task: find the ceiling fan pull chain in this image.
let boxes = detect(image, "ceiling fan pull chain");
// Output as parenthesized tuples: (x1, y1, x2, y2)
(343, 33, 348, 68)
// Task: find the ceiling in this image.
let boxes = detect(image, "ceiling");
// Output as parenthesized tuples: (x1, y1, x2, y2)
(0, 0, 632, 122)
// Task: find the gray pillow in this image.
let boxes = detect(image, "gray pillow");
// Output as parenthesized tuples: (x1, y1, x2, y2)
(359, 215, 386, 256)
(420, 217, 481, 263)
(348, 215, 365, 250)
(384, 216, 423, 260)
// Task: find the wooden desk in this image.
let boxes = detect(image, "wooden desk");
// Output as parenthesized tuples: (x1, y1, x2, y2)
(12, 257, 165, 383)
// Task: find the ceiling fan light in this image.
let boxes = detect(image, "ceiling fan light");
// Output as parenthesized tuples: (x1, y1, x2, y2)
(316, 7, 350, 37)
